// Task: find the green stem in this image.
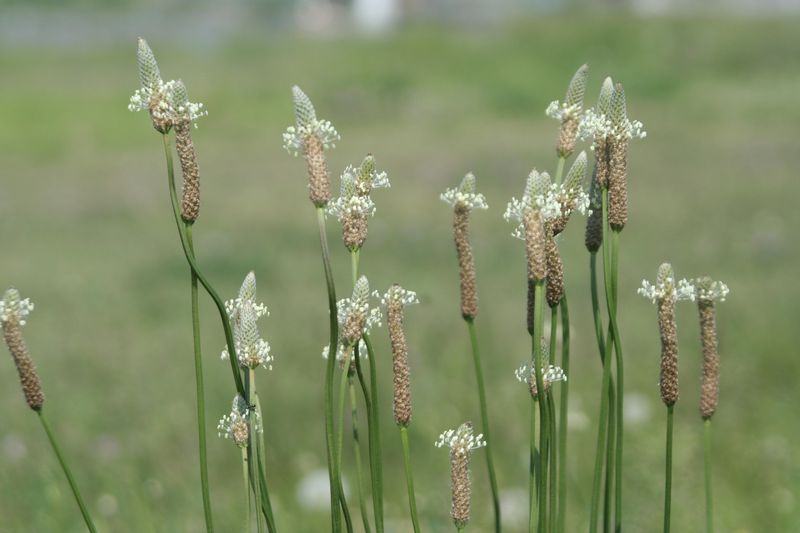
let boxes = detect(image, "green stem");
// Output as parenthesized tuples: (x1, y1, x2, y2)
(253, 395, 277, 533)
(554, 156, 566, 186)
(363, 334, 384, 533)
(610, 230, 624, 533)
(531, 281, 548, 533)
(185, 225, 214, 533)
(547, 392, 557, 533)
(349, 379, 373, 533)
(664, 406, 674, 533)
(466, 318, 501, 533)
(704, 419, 713, 533)
(351, 248, 360, 285)
(315, 207, 343, 533)
(603, 379, 616, 533)
(399, 426, 421, 533)
(248, 371, 264, 533)
(529, 397, 538, 533)
(37, 411, 97, 533)
(557, 294, 570, 533)
(243, 446, 252, 533)
(335, 360, 355, 533)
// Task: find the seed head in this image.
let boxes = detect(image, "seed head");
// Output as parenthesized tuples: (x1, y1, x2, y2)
(523, 209, 547, 282)
(435, 422, 486, 529)
(1, 289, 44, 411)
(383, 285, 419, 427)
(337, 276, 382, 345)
(545, 232, 564, 307)
(693, 276, 727, 419)
(218, 394, 261, 447)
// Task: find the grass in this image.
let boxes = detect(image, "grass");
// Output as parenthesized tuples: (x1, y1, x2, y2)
(0, 15, 799, 532)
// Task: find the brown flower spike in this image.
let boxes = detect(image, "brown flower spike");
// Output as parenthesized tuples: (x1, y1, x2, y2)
(1, 289, 44, 411)
(551, 64, 589, 158)
(436, 422, 486, 530)
(693, 277, 729, 419)
(383, 285, 419, 427)
(172, 81, 201, 223)
(442, 173, 488, 320)
(607, 84, 630, 230)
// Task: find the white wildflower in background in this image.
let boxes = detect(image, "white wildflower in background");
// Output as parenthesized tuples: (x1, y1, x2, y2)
(435, 422, 486, 455)
(380, 285, 419, 308)
(217, 394, 261, 447)
(440, 172, 489, 211)
(0, 290, 34, 327)
(282, 85, 340, 155)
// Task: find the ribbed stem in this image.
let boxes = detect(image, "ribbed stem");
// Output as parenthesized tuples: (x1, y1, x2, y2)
(529, 397, 538, 533)
(603, 383, 616, 533)
(346, 379, 371, 533)
(247, 371, 264, 533)
(363, 334, 384, 532)
(185, 225, 214, 533)
(531, 281, 548, 533)
(253, 394, 277, 533)
(316, 207, 345, 532)
(399, 426, 422, 533)
(610, 230, 624, 533)
(466, 318, 502, 533)
(664, 406, 674, 533)
(704, 419, 713, 533)
(38, 411, 97, 532)
(336, 359, 355, 533)
(554, 156, 566, 186)
(557, 293, 570, 533)
(242, 447, 252, 533)
(547, 392, 557, 533)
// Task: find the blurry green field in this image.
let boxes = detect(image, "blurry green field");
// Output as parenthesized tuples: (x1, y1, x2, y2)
(1, 16, 799, 532)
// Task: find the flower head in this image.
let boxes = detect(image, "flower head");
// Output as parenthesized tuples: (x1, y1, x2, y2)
(282, 86, 340, 156)
(441, 173, 489, 211)
(692, 276, 729, 303)
(381, 285, 420, 309)
(337, 276, 382, 345)
(435, 422, 486, 456)
(217, 394, 261, 447)
(222, 273, 274, 370)
(638, 264, 695, 304)
(579, 81, 646, 146)
(0, 289, 34, 328)
(546, 63, 589, 123)
(515, 363, 567, 397)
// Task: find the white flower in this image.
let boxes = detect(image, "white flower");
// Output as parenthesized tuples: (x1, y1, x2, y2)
(217, 394, 261, 447)
(380, 285, 419, 308)
(0, 289, 34, 328)
(327, 194, 376, 221)
(504, 170, 589, 239)
(128, 79, 207, 125)
(435, 422, 486, 456)
(221, 273, 274, 370)
(282, 120, 340, 156)
(692, 277, 729, 303)
(545, 100, 581, 122)
(514, 363, 568, 388)
(441, 172, 488, 211)
(579, 108, 646, 145)
(322, 338, 368, 363)
(638, 264, 695, 304)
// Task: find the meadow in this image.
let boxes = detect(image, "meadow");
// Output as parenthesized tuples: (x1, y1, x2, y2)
(1, 16, 799, 532)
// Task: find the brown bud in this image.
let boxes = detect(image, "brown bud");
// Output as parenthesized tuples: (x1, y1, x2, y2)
(584, 168, 603, 253)
(2, 317, 44, 411)
(545, 231, 564, 308)
(594, 137, 610, 189)
(608, 137, 629, 231)
(342, 212, 368, 251)
(303, 134, 330, 207)
(556, 116, 579, 159)
(175, 120, 201, 223)
(387, 295, 412, 427)
(523, 210, 547, 282)
(453, 206, 478, 319)
(658, 295, 679, 407)
(450, 448, 471, 529)
(698, 301, 720, 419)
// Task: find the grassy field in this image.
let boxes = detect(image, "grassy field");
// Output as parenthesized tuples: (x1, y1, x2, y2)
(1, 16, 799, 532)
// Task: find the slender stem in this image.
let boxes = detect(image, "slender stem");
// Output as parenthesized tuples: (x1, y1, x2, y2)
(37, 411, 97, 533)
(466, 318, 501, 533)
(589, 191, 616, 533)
(663, 406, 674, 533)
(557, 294, 570, 533)
(315, 207, 343, 533)
(161, 134, 245, 397)
(243, 446, 252, 533)
(704, 419, 714, 533)
(185, 225, 215, 533)
(399, 427, 422, 533)
(351, 248, 360, 285)
(531, 281, 548, 533)
(547, 392, 557, 533)
(603, 380, 616, 533)
(554, 156, 566, 186)
(248, 371, 264, 533)
(529, 397, 538, 533)
(253, 393, 277, 533)
(349, 379, 373, 533)
(610, 230, 624, 533)
(335, 360, 355, 533)
(363, 334, 384, 533)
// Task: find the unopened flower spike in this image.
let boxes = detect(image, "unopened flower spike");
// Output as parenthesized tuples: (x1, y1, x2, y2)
(1, 289, 44, 411)
(383, 284, 419, 427)
(440, 172, 489, 211)
(221, 272, 273, 370)
(546, 64, 589, 157)
(505, 169, 588, 240)
(283, 86, 340, 207)
(579, 80, 646, 145)
(337, 275, 382, 345)
(435, 421, 486, 529)
(217, 394, 261, 447)
(551, 151, 591, 236)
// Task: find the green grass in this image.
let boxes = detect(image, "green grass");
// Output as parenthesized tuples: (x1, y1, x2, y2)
(1, 16, 799, 532)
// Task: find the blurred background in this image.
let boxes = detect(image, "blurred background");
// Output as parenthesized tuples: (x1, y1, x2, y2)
(1, 1, 799, 531)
